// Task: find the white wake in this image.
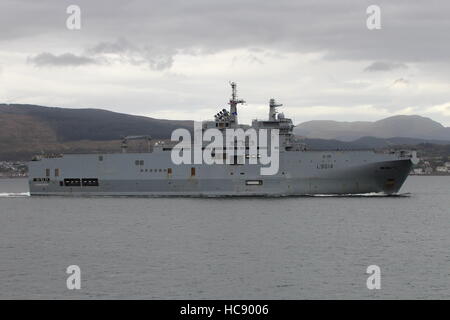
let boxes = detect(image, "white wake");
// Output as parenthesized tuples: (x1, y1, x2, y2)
(0, 192, 30, 198)
(307, 192, 410, 197)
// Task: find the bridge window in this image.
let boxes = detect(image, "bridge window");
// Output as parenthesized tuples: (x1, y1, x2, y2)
(45, 168, 50, 177)
(191, 167, 196, 176)
(55, 168, 60, 177)
(64, 178, 81, 187)
(82, 178, 99, 187)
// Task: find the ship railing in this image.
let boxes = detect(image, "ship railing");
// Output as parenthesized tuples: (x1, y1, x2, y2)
(31, 154, 64, 160)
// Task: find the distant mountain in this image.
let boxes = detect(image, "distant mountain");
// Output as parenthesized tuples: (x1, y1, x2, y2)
(1, 104, 450, 160)
(294, 115, 450, 142)
(0, 104, 193, 160)
(0, 104, 192, 141)
(303, 136, 450, 150)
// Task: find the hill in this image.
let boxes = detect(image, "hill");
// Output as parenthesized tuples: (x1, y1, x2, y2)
(0, 104, 193, 160)
(301, 136, 450, 150)
(294, 115, 450, 142)
(1, 103, 450, 160)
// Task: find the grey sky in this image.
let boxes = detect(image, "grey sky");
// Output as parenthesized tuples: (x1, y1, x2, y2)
(1, 0, 449, 125)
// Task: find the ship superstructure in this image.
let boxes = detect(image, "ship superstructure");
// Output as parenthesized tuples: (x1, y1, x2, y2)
(28, 83, 417, 196)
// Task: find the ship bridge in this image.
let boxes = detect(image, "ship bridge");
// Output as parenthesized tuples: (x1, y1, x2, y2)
(201, 82, 303, 152)
(203, 83, 294, 134)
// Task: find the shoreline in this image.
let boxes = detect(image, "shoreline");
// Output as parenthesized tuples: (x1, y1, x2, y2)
(2, 175, 450, 179)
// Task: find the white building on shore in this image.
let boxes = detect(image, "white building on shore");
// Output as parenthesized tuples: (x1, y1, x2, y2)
(436, 166, 448, 173)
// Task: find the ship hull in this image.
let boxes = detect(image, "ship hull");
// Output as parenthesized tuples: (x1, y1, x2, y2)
(28, 150, 413, 197)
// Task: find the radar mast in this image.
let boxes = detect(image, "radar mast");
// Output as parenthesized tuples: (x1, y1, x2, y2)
(269, 98, 282, 121)
(228, 82, 245, 125)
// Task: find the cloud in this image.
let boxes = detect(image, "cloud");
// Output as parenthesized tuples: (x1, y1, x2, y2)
(231, 54, 264, 66)
(27, 52, 97, 67)
(2, 1, 450, 126)
(28, 38, 176, 70)
(391, 78, 410, 88)
(86, 38, 135, 55)
(424, 102, 450, 117)
(2, 0, 450, 63)
(86, 38, 175, 70)
(364, 61, 408, 72)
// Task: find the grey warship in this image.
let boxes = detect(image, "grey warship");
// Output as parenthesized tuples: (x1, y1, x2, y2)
(28, 83, 417, 196)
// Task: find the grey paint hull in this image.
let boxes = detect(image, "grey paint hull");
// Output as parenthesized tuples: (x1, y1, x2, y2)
(28, 150, 413, 197)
